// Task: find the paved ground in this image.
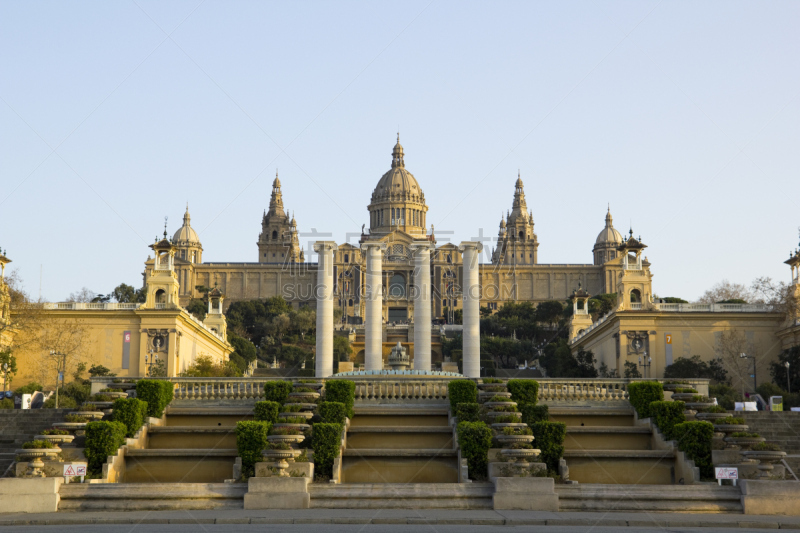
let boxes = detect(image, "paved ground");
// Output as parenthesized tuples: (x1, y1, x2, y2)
(1, 510, 800, 530)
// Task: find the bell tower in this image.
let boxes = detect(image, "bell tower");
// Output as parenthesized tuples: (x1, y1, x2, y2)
(203, 286, 227, 338)
(257, 172, 305, 263)
(615, 230, 653, 311)
(143, 222, 181, 309)
(568, 284, 593, 340)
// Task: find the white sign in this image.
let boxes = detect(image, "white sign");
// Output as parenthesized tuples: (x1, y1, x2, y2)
(735, 402, 758, 411)
(63, 464, 87, 477)
(715, 467, 738, 480)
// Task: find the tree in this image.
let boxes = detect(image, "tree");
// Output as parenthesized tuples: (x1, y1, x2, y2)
(185, 299, 207, 321)
(66, 287, 98, 303)
(663, 355, 728, 384)
(588, 294, 617, 319)
(88, 364, 115, 377)
(659, 297, 688, 304)
(333, 335, 352, 362)
(715, 330, 764, 395)
(181, 354, 240, 377)
(751, 277, 800, 321)
(770, 346, 800, 393)
(535, 301, 563, 327)
(228, 334, 257, 363)
(698, 280, 752, 304)
(539, 339, 597, 378)
(624, 361, 642, 378)
(0, 350, 18, 390)
(111, 283, 145, 303)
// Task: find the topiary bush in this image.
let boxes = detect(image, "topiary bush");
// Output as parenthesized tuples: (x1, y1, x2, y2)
(448, 380, 478, 411)
(520, 404, 549, 426)
(0, 398, 13, 409)
(263, 381, 293, 404)
(254, 401, 280, 423)
(650, 400, 686, 441)
(324, 381, 355, 418)
(84, 421, 127, 474)
(22, 440, 55, 449)
(311, 423, 343, 480)
(136, 380, 174, 418)
(456, 421, 493, 480)
(673, 420, 714, 479)
(456, 402, 480, 422)
(627, 381, 664, 419)
(111, 398, 148, 438)
(318, 402, 347, 425)
(236, 421, 272, 478)
(530, 421, 566, 474)
(507, 379, 539, 406)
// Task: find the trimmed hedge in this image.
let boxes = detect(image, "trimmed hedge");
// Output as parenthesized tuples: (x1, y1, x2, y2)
(520, 403, 549, 426)
(111, 398, 148, 438)
(507, 379, 539, 406)
(236, 421, 272, 478)
(456, 402, 480, 422)
(318, 402, 347, 425)
(84, 421, 127, 474)
(136, 380, 174, 418)
(456, 421, 493, 479)
(650, 400, 686, 441)
(254, 401, 280, 423)
(324, 381, 355, 418)
(263, 381, 293, 404)
(627, 381, 664, 419)
(312, 423, 343, 479)
(530, 421, 566, 473)
(673, 420, 714, 479)
(448, 380, 478, 411)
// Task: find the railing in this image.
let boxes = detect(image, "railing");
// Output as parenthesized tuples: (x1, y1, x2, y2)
(43, 302, 142, 310)
(653, 302, 774, 312)
(629, 303, 642, 310)
(170, 378, 277, 400)
(351, 379, 450, 402)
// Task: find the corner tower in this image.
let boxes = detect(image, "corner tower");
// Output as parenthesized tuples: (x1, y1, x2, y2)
(593, 206, 623, 265)
(172, 205, 203, 264)
(257, 172, 304, 263)
(491, 173, 538, 265)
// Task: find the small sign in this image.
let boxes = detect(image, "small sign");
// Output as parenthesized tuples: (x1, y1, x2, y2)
(715, 467, 738, 480)
(665, 334, 672, 344)
(63, 464, 87, 477)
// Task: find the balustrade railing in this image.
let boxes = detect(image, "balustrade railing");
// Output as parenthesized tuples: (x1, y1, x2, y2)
(351, 380, 450, 402)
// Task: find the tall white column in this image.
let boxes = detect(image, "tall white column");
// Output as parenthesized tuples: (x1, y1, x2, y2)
(459, 242, 483, 378)
(362, 243, 387, 371)
(314, 241, 337, 378)
(410, 242, 433, 371)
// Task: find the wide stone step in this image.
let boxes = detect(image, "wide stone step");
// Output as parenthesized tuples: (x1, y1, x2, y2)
(565, 426, 652, 451)
(564, 450, 676, 484)
(147, 427, 237, 449)
(556, 483, 742, 513)
(59, 482, 246, 511)
(309, 483, 493, 509)
(124, 449, 238, 483)
(342, 448, 456, 457)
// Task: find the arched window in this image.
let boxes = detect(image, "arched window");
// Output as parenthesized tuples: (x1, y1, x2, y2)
(272, 230, 278, 240)
(630, 289, 641, 303)
(155, 289, 166, 304)
(348, 299, 353, 307)
(344, 253, 349, 263)
(389, 273, 406, 298)
(519, 231, 524, 240)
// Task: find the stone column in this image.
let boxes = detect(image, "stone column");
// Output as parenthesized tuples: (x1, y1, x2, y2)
(314, 241, 337, 378)
(459, 241, 483, 378)
(361, 242, 387, 371)
(410, 242, 434, 371)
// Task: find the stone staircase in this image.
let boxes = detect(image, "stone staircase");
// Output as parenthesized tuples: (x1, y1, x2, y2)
(309, 483, 494, 509)
(552, 407, 678, 484)
(0, 409, 72, 477)
(741, 411, 800, 480)
(59, 483, 246, 510)
(340, 405, 458, 484)
(556, 484, 743, 513)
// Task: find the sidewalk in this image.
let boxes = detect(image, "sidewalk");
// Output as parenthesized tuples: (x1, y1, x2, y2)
(1, 509, 800, 528)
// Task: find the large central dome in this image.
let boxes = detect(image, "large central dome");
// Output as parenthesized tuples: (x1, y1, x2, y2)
(367, 137, 428, 237)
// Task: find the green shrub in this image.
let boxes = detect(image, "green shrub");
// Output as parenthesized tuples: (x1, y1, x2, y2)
(324, 381, 355, 418)
(92, 394, 113, 402)
(709, 384, 742, 411)
(135, 380, 174, 418)
(84, 421, 127, 474)
(673, 388, 698, 394)
(482, 378, 503, 384)
(312, 423, 343, 479)
(487, 395, 512, 402)
(456, 402, 480, 422)
(14, 382, 42, 395)
(507, 379, 538, 406)
(650, 401, 686, 441)
(716, 416, 746, 425)
(705, 405, 726, 413)
(278, 416, 308, 424)
(731, 432, 760, 438)
(448, 380, 478, 411)
(263, 381, 293, 403)
(530, 421, 566, 473)
(0, 398, 12, 409)
(456, 421, 492, 479)
(673, 421, 714, 479)
(254, 401, 280, 423)
(22, 440, 55, 449)
(41, 429, 70, 436)
(627, 382, 664, 419)
(752, 442, 782, 452)
(318, 402, 347, 425)
(64, 414, 89, 423)
(43, 396, 77, 409)
(111, 398, 148, 438)
(520, 404, 549, 426)
(236, 421, 271, 478)
(494, 414, 521, 423)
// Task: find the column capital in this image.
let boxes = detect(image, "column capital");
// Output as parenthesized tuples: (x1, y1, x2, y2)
(458, 241, 484, 253)
(313, 241, 338, 253)
(409, 241, 435, 252)
(360, 242, 388, 253)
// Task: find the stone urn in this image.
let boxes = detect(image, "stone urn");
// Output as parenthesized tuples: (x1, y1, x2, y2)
(685, 401, 716, 411)
(743, 450, 787, 479)
(485, 411, 522, 419)
(52, 422, 87, 434)
(16, 448, 62, 477)
(34, 434, 75, 446)
(500, 448, 541, 464)
(663, 383, 691, 392)
(280, 411, 313, 420)
(262, 448, 301, 477)
(491, 422, 528, 431)
(268, 434, 306, 447)
(479, 391, 512, 401)
(477, 383, 506, 391)
(695, 412, 730, 422)
(283, 402, 317, 412)
(70, 411, 104, 420)
(294, 382, 324, 391)
(713, 424, 750, 443)
(288, 391, 320, 402)
(724, 436, 765, 450)
(272, 423, 311, 432)
(495, 434, 535, 447)
(484, 401, 518, 409)
(102, 391, 128, 399)
(86, 401, 114, 410)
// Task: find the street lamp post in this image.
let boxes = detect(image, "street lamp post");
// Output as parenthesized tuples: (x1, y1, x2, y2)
(2, 363, 8, 394)
(145, 350, 159, 377)
(638, 352, 652, 378)
(49, 350, 67, 409)
(740, 353, 757, 393)
(785, 361, 791, 393)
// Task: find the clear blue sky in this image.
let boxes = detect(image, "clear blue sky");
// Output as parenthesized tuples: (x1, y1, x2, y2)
(2, 1, 798, 302)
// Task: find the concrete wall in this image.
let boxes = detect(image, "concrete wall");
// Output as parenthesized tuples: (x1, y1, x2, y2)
(0, 478, 62, 513)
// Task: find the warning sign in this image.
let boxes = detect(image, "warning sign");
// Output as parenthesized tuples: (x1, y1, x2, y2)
(63, 464, 87, 476)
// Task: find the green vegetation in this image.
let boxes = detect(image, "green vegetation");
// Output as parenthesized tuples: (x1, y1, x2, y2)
(627, 382, 664, 419)
(751, 442, 782, 452)
(530, 421, 566, 473)
(715, 416, 746, 425)
(236, 421, 272, 478)
(41, 429, 70, 436)
(111, 398, 148, 438)
(263, 381, 293, 404)
(456, 421, 493, 479)
(135, 380, 174, 418)
(448, 380, 478, 411)
(506, 379, 538, 406)
(673, 421, 714, 479)
(709, 383, 743, 410)
(254, 401, 280, 423)
(520, 404, 549, 426)
(455, 402, 480, 422)
(21, 440, 55, 449)
(318, 402, 347, 425)
(323, 380, 355, 419)
(84, 421, 127, 474)
(663, 356, 728, 383)
(311, 423, 343, 479)
(649, 401, 686, 441)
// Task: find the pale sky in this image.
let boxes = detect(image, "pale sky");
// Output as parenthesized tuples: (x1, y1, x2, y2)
(1, 1, 799, 302)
